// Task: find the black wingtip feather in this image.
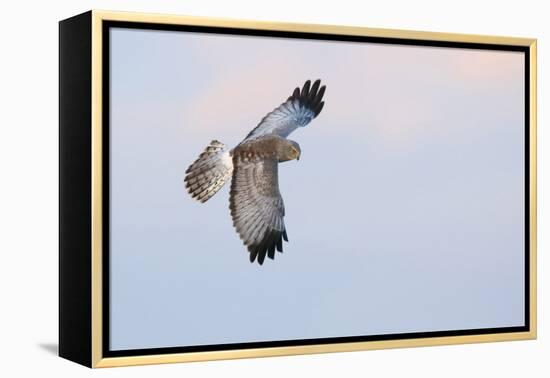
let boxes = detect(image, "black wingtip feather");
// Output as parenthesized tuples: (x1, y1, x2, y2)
(309, 80, 320, 99)
(267, 238, 276, 259)
(316, 85, 326, 102)
(267, 234, 276, 257)
(276, 236, 283, 252)
(315, 101, 325, 116)
(301, 80, 311, 96)
(257, 233, 271, 265)
(249, 246, 258, 263)
(247, 230, 288, 265)
(262, 231, 275, 262)
(290, 80, 326, 118)
(257, 246, 267, 265)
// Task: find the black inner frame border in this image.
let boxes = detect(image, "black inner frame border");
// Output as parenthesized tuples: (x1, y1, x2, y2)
(101, 20, 531, 358)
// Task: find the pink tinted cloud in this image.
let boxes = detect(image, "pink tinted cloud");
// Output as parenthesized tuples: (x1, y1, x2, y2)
(178, 58, 310, 143)
(176, 39, 523, 151)
(450, 48, 524, 85)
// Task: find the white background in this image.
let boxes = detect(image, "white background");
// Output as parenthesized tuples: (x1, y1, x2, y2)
(0, 0, 547, 376)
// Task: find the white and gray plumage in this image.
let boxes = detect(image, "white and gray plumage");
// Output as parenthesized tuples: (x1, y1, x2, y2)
(184, 79, 326, 264)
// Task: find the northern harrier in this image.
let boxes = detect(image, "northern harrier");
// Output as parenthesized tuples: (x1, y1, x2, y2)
(184, 80, 326, 264)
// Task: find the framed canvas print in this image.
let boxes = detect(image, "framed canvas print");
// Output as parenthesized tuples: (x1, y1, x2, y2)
(59, 10, 537, 368)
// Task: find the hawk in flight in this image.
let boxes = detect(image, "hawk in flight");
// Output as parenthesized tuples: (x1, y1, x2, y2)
(184, 80, 326, 264)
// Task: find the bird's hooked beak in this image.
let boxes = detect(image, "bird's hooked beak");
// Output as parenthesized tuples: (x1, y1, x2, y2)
(297, 151, 301, 161)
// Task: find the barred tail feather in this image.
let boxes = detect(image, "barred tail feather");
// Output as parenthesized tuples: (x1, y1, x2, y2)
(184, 140, 233, 203)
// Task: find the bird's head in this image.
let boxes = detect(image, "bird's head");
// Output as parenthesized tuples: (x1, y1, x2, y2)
(279, 140, 301, 162)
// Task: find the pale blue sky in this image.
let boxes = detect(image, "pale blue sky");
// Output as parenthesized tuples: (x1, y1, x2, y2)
(109, 27, 525, 350)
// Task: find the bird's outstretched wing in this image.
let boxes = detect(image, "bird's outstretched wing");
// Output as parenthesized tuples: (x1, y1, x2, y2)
(244, 79, 326, 141)
(229, 153, 288, 265)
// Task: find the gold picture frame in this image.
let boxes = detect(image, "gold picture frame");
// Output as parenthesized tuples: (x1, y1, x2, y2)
(59, 10, 537, 368)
